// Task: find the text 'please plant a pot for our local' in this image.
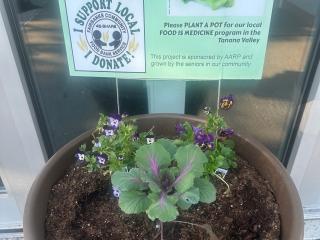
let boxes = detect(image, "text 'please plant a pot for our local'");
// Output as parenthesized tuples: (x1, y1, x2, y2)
(23, 95, 304, 240)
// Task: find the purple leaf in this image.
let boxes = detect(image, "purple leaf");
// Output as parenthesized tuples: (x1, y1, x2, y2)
(150, 157, 160, 177)
(135, 143, 171, 178)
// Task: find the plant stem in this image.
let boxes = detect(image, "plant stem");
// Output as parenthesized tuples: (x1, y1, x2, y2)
(216, 79, 221, 114)
(160, 221, 164, 240)
(173, 220, 200, 227)
(147, 126, 155, 135)
(172, 221, 220, 240)
(211, 172, 231, 195)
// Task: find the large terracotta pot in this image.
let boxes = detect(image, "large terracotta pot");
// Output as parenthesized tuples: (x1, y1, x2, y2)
(23, 114, 304, 240)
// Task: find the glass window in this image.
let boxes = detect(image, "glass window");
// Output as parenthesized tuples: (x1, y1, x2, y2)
(5, 0, 320, 164)
(7, 0, 148, 156)
(186, 0, 320, 162)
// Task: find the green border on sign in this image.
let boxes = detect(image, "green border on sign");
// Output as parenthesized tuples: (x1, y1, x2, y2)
(59, 0, 274, 80)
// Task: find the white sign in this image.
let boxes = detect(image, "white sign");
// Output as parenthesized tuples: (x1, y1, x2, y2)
(64, 0, 146, 73)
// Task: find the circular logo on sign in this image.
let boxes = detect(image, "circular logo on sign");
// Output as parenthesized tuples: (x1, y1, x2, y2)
(85, 11, 129, 58)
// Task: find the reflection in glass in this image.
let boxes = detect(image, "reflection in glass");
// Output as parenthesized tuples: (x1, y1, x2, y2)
(10, 0, 148, 155)
(186, 0, 320, 161)
(0, 177, 5, 192)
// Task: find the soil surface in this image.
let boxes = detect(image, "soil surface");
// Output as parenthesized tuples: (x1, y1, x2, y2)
(45, 158, 280, 240)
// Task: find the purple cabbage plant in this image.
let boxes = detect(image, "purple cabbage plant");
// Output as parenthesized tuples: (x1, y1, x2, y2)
(111, 141, 216, 223)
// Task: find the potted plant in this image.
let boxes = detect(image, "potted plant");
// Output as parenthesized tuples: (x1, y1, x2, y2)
(23, 98, 303, 240)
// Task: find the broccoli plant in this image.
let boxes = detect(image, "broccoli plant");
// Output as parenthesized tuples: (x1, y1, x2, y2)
(111, 141, 216, 224)
(182, 0, 234, 10)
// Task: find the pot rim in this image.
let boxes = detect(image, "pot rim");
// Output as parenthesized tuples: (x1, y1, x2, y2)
(23, 113, 304, 240)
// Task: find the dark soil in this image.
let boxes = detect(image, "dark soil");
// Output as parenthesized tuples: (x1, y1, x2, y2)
(45, 158, 280, 240)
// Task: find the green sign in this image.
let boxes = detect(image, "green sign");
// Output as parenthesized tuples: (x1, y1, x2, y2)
(59, 0, 274, 80)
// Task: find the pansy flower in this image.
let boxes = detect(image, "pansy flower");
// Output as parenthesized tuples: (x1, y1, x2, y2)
(175, 123, 185, 135)
(219, 128, 234, 138)
(95, 153, 108, 165)
(132, 132, 140, 141)
(146, 134, 155, 145)
(103, 125, 115, 136)
(112, 186, 121, 198)
(194, 131, 215, 150)
(203, 106, 211, 115)
(192, 126, 203, 135)
(121, 113, 129, 118)
(108, 114, 122, 128)
(220, 95, 234, 110)
(75, 150, 85, 161)
(93, 138, 101, 148)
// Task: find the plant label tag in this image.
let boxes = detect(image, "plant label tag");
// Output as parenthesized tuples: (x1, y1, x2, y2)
(215, 168, 228, 179)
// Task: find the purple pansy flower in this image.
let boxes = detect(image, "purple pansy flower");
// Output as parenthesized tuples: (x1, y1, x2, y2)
(175, 123, 185, 135)
(203, 106, 211, 115)
(132, 132, 140, 141)
(95, 153, 108, 165)
(93, 138, 101, 148)
(75, 150, 85, 161)
(108, 114, 122, 128)
(219, 128, 234, 138)
(194, 131, 215, 150)
(192, 126, 203, 135)
(220, 94, 234, 110)
(112, 186, 121, 198)
(103, 125, 115, 136)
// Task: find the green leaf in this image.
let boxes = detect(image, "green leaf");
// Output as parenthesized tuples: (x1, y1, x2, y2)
(208, 0, 228, 10)
(148, 192, 160, 202)
(176, 187, 200, 210)
(79, 144, 86, 151)
(169, 167, 180, 177)
(216, 155, 226, 167)
(177, 199, 192, 210)
(149, 180, 162, 193)
(135, 143, 171, 177)
(157, 138, 178, 157)
(221, 147, 233, 158)
(223, 139, 235, 149)
(168, 194, 179, 204)
(119, 191, 151, 214)
(225, 0, 234, 7)
(146, 194, 179, 222)
(194, 178, 216, 203)
(111, 168, 147, 191)
(141, 172, 161, 193)
(175, 144, 208, 178)
(173, 139, 184, 146)
(175, 172, 195, 193)
(183, 122, 195, 143)
(180, 187, 200, 204)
